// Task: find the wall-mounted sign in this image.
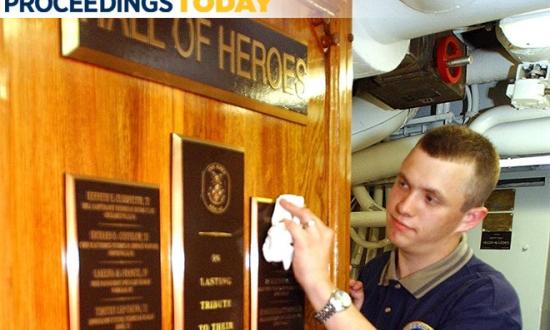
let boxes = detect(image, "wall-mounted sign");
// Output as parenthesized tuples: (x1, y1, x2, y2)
(250, 197, 304, 330)
(65, 174, 161, 330)
(62, 18, 308, 124)
(171, 134, 244, 330)
(481, 189, 515, 250)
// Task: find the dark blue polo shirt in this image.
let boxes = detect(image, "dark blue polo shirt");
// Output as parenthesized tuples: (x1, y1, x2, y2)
(358, 240, 521, 329)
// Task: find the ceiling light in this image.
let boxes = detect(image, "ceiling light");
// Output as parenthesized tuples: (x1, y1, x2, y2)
(500, 155, 550, 167)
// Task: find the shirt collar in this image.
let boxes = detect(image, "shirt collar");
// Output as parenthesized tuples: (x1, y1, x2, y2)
(378, 235, 473, 299)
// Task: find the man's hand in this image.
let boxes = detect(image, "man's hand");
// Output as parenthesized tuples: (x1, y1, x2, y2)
(349, 279, 364, 310)
(280, 199, 334, 310)
(279, 200, 377, 330)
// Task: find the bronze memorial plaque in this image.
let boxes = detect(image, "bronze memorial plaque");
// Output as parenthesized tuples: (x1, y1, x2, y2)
(65, 174, 161, 330)
(171, 135, 244, 330)
(250, 198, 305, 330)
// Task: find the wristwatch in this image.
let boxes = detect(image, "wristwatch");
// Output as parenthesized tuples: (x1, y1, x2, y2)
(314, 289, 352, 323)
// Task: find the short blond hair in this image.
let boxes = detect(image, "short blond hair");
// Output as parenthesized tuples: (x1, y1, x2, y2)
(417, 125, 500, 211)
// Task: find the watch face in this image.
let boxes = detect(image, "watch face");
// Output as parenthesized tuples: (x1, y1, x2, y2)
(332, 290, 352, 310)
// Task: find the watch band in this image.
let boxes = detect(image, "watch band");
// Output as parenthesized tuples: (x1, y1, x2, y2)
(314, 300, 337, 323)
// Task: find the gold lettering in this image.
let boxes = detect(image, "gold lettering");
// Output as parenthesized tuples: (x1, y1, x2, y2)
(86, 191, 112, 202)
(198, 325, 210, 330)
(129, 19, 148, 44)
(236, 32, 251, 79)
(95, 303, 148, 317)
(282, 52, 295, 95)
(88, 230, 149, 242)
(89, 230, 117, 241)
(199, 299, 232, 310)
(147, 19, 166, 49)
(211, 253, 222, 263)
(199, 276, 232, 286)
(295, 57, 307, 99)
(267, 47, 282, 89)
(111, 286, 134, 294)
(218, 25, 235, 73)
(102, 19, 130, 38)
(210, 321, 234, 330)
(114, 194, 144, 205)
(93, 267, 149, 278)
(251, 39, 267, 84)
(196, 19, 212, 62)
(173, 18, 194, 59)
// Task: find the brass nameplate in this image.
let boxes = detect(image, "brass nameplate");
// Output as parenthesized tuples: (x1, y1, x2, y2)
(486, 189, 515, 212)
(171, 134, 244, 330)
(481, 189, 515, 250)
(62, 18, 308, 124)
(65, 174, 161, 330)
(250, 198, 304, 330)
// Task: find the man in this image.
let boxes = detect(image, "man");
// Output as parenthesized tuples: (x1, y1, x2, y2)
(282, 125, 521, 329)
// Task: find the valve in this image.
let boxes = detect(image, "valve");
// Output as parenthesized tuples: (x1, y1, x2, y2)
(436, 34, 467, 84)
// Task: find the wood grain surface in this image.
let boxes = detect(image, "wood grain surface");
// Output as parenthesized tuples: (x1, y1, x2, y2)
(0, 17, 352, 330)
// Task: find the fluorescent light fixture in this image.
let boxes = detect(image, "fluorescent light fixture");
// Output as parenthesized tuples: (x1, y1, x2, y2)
(500, 155, 550, 167)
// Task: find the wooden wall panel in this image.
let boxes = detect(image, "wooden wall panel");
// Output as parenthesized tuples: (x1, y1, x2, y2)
(0, 17, 352, 330)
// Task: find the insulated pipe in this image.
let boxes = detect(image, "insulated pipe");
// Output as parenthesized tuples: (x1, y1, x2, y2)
(350, 228, 391, 249)
(401, 0, 475, 14)
(469, 105, 550, 134)
(351, 211, 387, 228)
(351, 96, 414, 152)
(352, 135, 422, 185)
(484, 117, 550, 156)
(353, 0, 550, 78)
(466, 49, 517, 85)
(352, 185, 384, 211)
(355, 0, 550, 45)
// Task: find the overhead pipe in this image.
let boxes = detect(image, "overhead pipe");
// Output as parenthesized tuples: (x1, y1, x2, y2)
(351, 96, 415, 152)
(351, 105, 550, 186)
(353, 0, 550, 78)
(400, 0, 475, 14)
(352, 135, 422, 185)
(484, 117, 550, 156)
(469, 105, 550, 134)
(466, 49, 517, 85)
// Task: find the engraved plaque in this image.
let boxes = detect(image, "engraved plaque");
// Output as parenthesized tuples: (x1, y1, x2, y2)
(485, 189, 515, 212)
(251, 198, 305, 330)
(65, 175, 161, 330)
(481, 213, 513, 250)
(171, 135, 244, 330)
(483, 213, 513, 232)
(480, 231, 512, 250)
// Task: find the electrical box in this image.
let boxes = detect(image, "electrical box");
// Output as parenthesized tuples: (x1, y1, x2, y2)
(354, 32, 466, 109)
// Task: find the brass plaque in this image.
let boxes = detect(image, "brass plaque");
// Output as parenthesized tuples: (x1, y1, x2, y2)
(481, 213, 513, 250)
(251, 198, 304, 330)
(483, 213, 513, 232)
(485, 189, 515, 212)
(65, 174, 161, 330)
(171, 135, 244, 330)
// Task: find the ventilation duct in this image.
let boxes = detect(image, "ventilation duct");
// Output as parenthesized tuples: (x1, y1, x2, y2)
(353, 0, 550, 78)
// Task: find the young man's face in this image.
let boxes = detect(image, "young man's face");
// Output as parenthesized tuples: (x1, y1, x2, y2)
(386, 147, 475, 255)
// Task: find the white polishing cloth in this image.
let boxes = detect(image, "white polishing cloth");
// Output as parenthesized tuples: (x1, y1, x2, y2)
(262, 194, 304, 270)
